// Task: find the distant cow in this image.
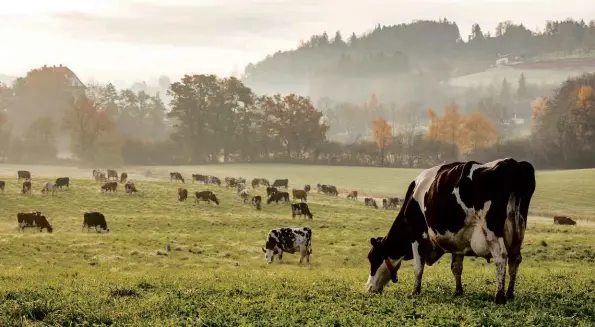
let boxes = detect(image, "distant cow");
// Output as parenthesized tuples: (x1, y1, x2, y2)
(192, 174, 208, 184)
(239, 188, 251, 203)
(383, 197, 400, 209)
(120, 172, 128, 183)
(236, 183, 246, 193)
(178, 188, 188, 201)
(170, 172, 185, 183)
(124, 180, 138, 193)
(554, 215, 576, 225)
(364, 197, 378, 209)
(107, 169, 118, 180)
(17, 212, 53, 233)
(0, 180, 5, 192)
(55, 177, 70, 189)
(209, 176, 221, 186)
(251, 195, 262, 210)
(291, 202, 313, 219)
(195, 191, 220, 205)
(251, 178, 270, 188)
(226, 177, 238, 188)
(267, 191, 290, 204)
(41, 182, 57, 195)
(304, 184, 311, 193)
(266, 187, 278, 197)
(272, 179, 289, 188)
(347, 190, 358, 200)
(292, 189, 307, 202)
(237, 177, 246, 184)
(101, 181, 118, 192)
(22, 180, 32, 194)
(82, 212, 110, 232)
(94, 170, 106, 183)
(17, 170, 31, 180)
(317, 184, 339, 196)
(262, 227, 312, 264)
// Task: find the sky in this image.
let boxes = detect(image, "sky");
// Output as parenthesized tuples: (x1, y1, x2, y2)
(1, 0, 594, 86)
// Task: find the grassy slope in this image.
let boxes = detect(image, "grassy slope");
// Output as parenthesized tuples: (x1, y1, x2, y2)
(0, 165, 593, 326)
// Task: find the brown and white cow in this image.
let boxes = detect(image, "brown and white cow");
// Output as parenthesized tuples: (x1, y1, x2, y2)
(365, 158, 536, 305)
(553, 215, 576, 225)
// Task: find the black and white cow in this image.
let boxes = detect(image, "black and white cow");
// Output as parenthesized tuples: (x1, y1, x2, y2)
(365, 158, 536, 305)
(291, 203, 313, 219)
(82, 212, 110, 232)
(17, 212, 53, 233)
(262, 227, 312, 264)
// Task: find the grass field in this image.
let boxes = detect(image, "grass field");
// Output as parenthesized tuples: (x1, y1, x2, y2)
(0, 164, 594, 326)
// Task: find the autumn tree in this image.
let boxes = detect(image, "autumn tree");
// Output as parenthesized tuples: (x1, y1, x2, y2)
(372, 118, 393, 166)
(461, 112, 499, 153)
(426, 102, 467, 158)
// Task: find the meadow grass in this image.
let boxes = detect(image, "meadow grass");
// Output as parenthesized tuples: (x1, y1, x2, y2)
(0, 165, 594, 326)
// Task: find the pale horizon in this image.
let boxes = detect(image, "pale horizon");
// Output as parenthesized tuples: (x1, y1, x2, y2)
(1, 0, 594, 85)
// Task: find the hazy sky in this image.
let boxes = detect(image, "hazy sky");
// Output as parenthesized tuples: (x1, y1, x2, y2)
(1, 0, 593, 85)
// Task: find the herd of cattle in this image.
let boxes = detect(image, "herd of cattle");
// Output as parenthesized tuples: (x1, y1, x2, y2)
(1, 158, 583, 305)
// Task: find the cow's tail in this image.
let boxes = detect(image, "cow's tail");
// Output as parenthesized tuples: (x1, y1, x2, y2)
(508, 160, 536, 246)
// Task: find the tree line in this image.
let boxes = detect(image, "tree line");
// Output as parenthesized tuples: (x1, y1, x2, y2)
(0, 65, 593, 169)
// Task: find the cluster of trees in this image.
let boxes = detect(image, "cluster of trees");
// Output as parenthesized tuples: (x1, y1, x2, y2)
(243, 19, 595, 103)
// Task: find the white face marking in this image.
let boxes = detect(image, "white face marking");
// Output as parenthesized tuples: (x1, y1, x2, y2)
(422, 232, 428, 239)
(366, 257, 403, 293)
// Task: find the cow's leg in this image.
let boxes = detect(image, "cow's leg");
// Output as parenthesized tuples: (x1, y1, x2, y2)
(506, 252, 522, 299)
(488, 235, 508, 304)
(409, 241, 426, 297)
(278, 251, 283, 262)
(451, 254, 464, 296)
(299, 248, 308, 264)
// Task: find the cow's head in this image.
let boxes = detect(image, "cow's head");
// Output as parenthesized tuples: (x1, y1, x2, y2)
(210, 194, 220, 205)
(261, 247, 278, 264)
(46, 224, 53, 233)
(366, 237, 404, 294)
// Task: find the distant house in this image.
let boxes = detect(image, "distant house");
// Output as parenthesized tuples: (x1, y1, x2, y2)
(496, 53, 525, 67)
(42, 64, 86, 91)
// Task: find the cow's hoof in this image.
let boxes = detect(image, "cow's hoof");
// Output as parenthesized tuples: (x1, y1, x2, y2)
(505, 290, 515, 300)
(407, 291, 420, 299)
(494, 292, 506, 304)
(454, 289, 464, 296)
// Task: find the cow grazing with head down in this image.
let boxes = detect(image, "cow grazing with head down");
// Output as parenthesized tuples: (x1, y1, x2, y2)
(291, 203, 313, 219)
(107, 169, 118, 180)
(209, 176, 221, 186)
(262, 227, 312, 264)
(365, 158, 536, 305)
(251, 195, 262, 210)
(17, 170, 31, 180)
(192, 174, 208, 184)
(94, 170, 106, 183)
(170, 172, 185, 183)
(553, 216, 576, 225)
(124, 180, 138, 193)
(55, 177, 69, 189)
(178, 188, 188, 201)
(0, 180, 5, 193)
(365, 197, 379, 209)
(236, 183, 246, 194)
(382, 197, 400, 209)
(120, 172, 128, 183)
(272, 179, 288, 188)
(41, 182, 58, 195)
(266, 187, 277, 197)
(251, 178, 270, 188)
(195, 191, 220, 205)
(22, 180, 32, 194)
(225, 177, 238, 188)
(101, 181, 118, 192)
(17, 212, 53, 233)
(292, 189, 307, 202)
(239, 188, 251, 203)
(267, 191, 289, 204)
(317, 184, 339, 196)
(347, 190, 358, 200)
(82, 212, 110, 232)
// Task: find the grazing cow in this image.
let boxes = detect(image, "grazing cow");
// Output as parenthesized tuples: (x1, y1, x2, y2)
(239, 188, 251, 203)
(120, 172, 128, 183)
(384, 197, 400, 209)
(554, 216, 576, 225)
(365, 198, 379, 209)
(209, 176, 221, 186)
(94, 170, 106, 183)
(107, 169, 118, 180)
(236, 183, 246, 193)
(178, 188, 188, 201)
(17, 170, 31, 180)
(291, 202, 313, 219)
(347, 190, 358, 200)
(101, 181, 118, 192)
(267, 191, 290, 204)
(41, 182, 57, 195)
(317, 184, 339, 196)
(251, 195, 262, 210)
(272, 179, 289, 188)
(55, 177, 70, 189)
(17, 212, 53, 233)
(251, 178, 270, 188)
(365, 158, 536, 305)
(262, 227, 312, 264)
(237, 177, 246, 184)
(0, 180, 4, 192)
(192, 174, 208, 184)
(266, 187, 278, 197)
(304, 184, 311, 193)
(82, 212, 110, 232)
(22, 180, 32, 194)
(170, 172, 185, 183)
(225, 177, 238, 188)
(195, 191, 220, 205)
(124, 180, 138, 193)
(292, 189, 307, 202)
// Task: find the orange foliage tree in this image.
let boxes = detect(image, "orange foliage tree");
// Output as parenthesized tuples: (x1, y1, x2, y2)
(461, 112, 499, 153)
(372, 117, 393, 166)
(426, 102, 467, 157)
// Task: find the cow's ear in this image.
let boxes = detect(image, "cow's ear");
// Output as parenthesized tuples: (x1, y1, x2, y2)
(261, 247, 266, 253)
(370, 238, 378, 247)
